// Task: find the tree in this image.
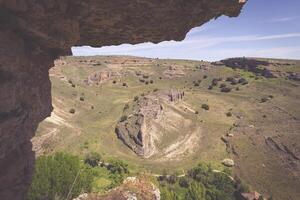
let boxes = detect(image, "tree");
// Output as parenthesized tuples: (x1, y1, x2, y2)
(27, 153, 93, 200)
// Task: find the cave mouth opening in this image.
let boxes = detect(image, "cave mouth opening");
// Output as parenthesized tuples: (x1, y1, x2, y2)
(0, 1, 246, 199)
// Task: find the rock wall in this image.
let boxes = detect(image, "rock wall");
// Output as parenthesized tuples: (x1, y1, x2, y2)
(0, 0, 246, 199)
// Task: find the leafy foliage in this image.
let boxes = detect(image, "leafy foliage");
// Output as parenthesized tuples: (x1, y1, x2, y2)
(27, 153, 93, 200)
(159, 163, 248, 200)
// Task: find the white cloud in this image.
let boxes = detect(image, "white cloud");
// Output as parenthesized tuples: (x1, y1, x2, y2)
(270, 17, 297, 22)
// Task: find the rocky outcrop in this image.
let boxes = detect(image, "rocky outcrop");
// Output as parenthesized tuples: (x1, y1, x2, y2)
(0, 0, 246, 199)
(87, 70, 121, 85)
(116, 95, 164, 157)
(116, 90, 184, 157)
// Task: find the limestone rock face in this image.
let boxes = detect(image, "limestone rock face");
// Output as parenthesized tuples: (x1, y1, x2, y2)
(0, 0, 246, 199)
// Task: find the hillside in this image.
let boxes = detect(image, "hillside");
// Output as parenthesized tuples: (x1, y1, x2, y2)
(32, 56, 300, 200)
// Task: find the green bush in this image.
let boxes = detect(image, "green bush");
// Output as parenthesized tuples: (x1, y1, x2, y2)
(80, 96, 85, 101)
(186, 182, 206, 200)
(27, 153, 93, 200)
(179, 177, 190, 188)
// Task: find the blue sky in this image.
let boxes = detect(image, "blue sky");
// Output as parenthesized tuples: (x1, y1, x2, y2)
(72, 0, 300, 61)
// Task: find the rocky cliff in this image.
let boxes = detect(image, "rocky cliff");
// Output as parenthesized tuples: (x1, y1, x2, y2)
(0, 0, 246, 199)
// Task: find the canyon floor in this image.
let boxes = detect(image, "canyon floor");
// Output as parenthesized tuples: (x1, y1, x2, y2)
(32, 55, 300, 200)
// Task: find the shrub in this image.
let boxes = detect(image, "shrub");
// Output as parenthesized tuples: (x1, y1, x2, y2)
(122, 83, 127, 87)
(120, 115, 128, 122)
(71, 84, 76, 88)
(208, 85, 213, 90)
(220, 83, 226, 88)
(221, 87, 232, 93)
(80, 96, 85, 101)
(145, 81, 149, 85)
(185, 182, 206, 200)
(179, 177, 190, 188)
(123, 104, 129, 110)
(201, 104, 209, 110)
(143, 75, 149, 79)
(108, 160, 129, 174)
(203, 75, 208, 79)
(261, 97, 268, 103)
(194, 82, 200, 87)
(69, 108, 75, 114)
(195, 111, 199, 114)
(238, 78, 248, 85)
(84, 152, 102, 167)
(150, 80, 154, 84)
(113, 80, 117, 84)
(153, 88, 159, 92)
(226, 112, 232, 117)
(139, 79, 145, 83)
(211, 79, 218, 86)
(134, 96, 139, 101)
(226, 77, 235, 82)
(166, 175, 177, 184)
(235, 87, 240, 91)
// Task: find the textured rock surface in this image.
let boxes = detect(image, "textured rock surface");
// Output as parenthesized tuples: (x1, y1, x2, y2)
(116, 90, 184, 157)
(0, 0, 245, 199)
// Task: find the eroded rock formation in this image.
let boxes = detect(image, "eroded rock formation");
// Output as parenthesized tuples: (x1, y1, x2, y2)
(0, 0, 246, 199)
(116, 90, 185, 158)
